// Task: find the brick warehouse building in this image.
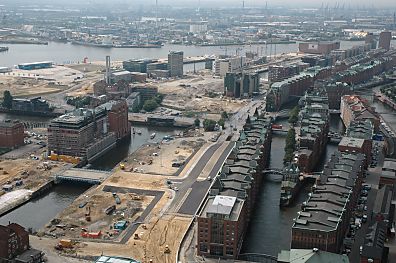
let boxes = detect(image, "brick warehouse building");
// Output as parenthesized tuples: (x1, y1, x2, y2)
(0, 120, 24, 149)
(106, 100, 131, 140)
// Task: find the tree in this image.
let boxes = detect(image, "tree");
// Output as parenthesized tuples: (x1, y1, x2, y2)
(194, 118, 200, 127)
(203, 119, 216, 131)
(2, 90, 13, 109)
(288, 106, 299, 125)
(283, 128, 296, 164)
(143, 99, 159, 112)
(221, 111, 229, 120)
(218, 118, 225, 129)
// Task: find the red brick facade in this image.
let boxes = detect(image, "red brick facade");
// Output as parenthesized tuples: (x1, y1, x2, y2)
(0, 121, 24, 149)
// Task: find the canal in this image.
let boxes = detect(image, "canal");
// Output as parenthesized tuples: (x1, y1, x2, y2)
(0, 183, 89, 231)
(242, 114, 343, 256)
(0, 112, 184, 230)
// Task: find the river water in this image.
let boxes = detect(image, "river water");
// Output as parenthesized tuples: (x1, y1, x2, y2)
(0, 183, 89, 231)
(242, 114, 342, 256)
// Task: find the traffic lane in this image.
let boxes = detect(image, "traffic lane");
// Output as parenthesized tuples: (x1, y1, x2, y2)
(178, 181, 211, 215)
(172, 143, 221, 183)
(177, 142, 235, 215)
(349, 187, 378, 261)
(168, 143, 221, 212)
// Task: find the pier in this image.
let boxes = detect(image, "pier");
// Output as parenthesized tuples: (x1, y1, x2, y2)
(54, 168, 112, 184)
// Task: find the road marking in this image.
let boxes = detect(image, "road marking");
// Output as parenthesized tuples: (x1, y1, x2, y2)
(174, 187, 192, 212)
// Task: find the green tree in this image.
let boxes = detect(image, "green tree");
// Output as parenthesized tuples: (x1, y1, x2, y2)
(203, 119, 216, 131)
(288, 106, 299, 125)
(2, 90, 13, 109)
(283, 128, 296, 164)
(194, 118, 200, 127)
(221, 111, 229, 120)
(218, 118, 225, 129)
(143, 99, 159, 112)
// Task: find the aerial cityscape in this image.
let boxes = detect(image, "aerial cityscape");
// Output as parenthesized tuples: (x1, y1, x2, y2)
(1, 1, 396, 263)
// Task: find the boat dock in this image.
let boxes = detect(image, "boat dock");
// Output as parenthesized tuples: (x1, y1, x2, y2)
(54, 168, 112, 184)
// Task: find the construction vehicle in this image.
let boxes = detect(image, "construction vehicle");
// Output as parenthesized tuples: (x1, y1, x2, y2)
(164, 245, 171, 253)
(54, 239, 73, 250)
(120, 163, 125, 170)
(134, 233, 140, 239)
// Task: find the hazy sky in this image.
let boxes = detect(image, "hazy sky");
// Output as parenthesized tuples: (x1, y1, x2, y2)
(1, 0, 396, 8)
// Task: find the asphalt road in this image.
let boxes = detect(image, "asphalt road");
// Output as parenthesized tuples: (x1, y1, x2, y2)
(177, 142, 235, 215)
(167, 143, 221, 213)
(348, 141, 384, 262)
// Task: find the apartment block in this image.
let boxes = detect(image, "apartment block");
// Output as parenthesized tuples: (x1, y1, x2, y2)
(168, 51, 183, 77)
(224, 72, 259, 98)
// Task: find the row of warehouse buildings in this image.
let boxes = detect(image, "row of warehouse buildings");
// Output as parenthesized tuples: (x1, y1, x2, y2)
(197, 112, 272, 259)
(266, 47, 396, 112)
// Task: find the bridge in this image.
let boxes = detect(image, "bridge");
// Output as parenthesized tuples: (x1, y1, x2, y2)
(239, 253, 277, 263)
(262, 169, 285, 182)
(54, 168, 112, 184)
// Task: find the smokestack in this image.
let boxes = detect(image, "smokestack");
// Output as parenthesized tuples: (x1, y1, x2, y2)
(105, 55, 111, 84)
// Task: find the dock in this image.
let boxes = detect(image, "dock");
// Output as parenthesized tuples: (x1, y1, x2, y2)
(54, 168, 112, 184)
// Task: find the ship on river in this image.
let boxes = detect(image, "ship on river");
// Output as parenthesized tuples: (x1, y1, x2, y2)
(0, 46, 9, 52)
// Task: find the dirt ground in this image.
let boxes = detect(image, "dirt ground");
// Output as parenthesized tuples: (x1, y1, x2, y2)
(0, 158, 69, 192)
(44, 185, 151, 242)
(120, 137, 206, 176)
(157, 73, 245, 114)
(72, 171, 191, 263)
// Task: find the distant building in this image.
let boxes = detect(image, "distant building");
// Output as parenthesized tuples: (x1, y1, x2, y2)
(0, 223, 44, 263)
(147, 62, 169, 77)
(215, 56, 246, 77)
(299, 42, 340, 55)
(128, 85, 158, 101)
(109, 71, 133, 84)
(268, 63, 309, 83)
(340, 95, 380, 132)
(17, 61, 53, 70)
(378, 31, 391, 50)
(0, 120, 24, 149)
(168, 51, 184, 77)
(224, 72, 259, 98)
(123, 59, 157, 73)
(126, 92, 141, 112)
(189, 22, 208, 33)
(338, 137, 372, 168)
(12, 97, 51, 113)
(365, 32, 377, 49)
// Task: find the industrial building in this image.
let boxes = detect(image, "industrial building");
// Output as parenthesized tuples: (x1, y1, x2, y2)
(11, 97, 51, 113)
(168, 51, 184, 77)
(215, 56, 246, 77)
(123, 59, 158, 73)
(299, 41, 340, 55)
(48, 100, 129, 163)
(0, 120, 24, 149)
(224, 72, 259, 98)
(17, 61, 53, 70)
